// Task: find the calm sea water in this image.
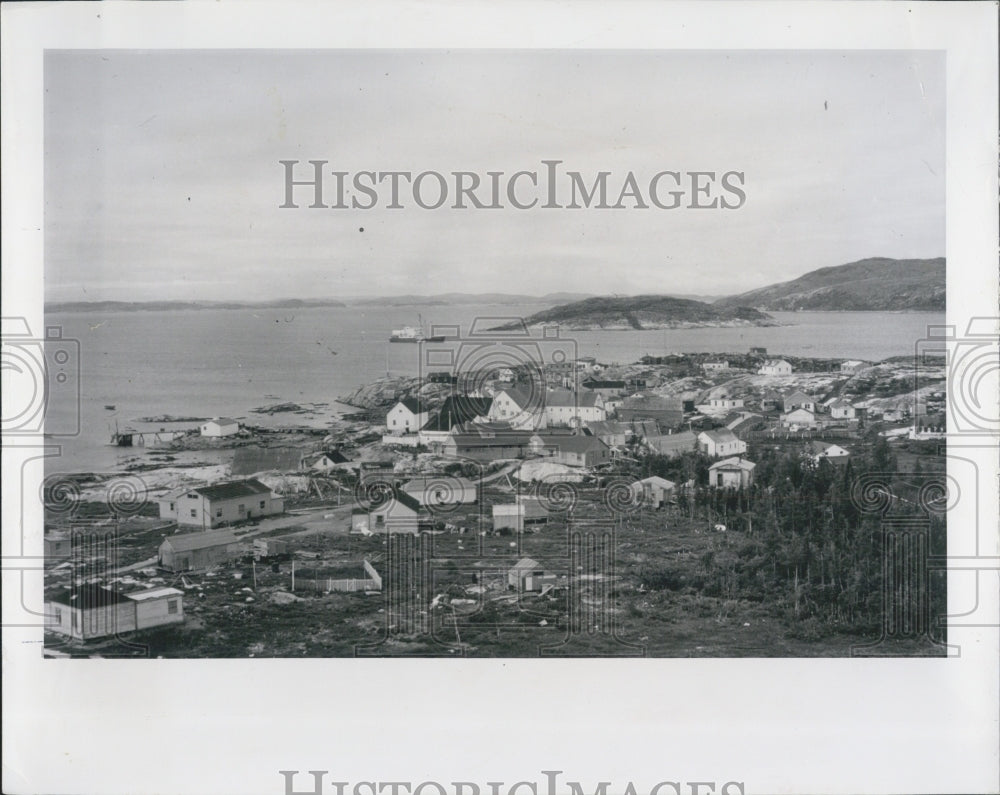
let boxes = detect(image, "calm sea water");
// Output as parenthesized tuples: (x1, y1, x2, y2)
(42, 305, 944, 474)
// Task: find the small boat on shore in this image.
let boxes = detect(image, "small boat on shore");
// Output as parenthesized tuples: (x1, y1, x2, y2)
(104, 404, 116, 410)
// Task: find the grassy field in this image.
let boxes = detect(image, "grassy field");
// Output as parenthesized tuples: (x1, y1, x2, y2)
(44, 481, 947, 658)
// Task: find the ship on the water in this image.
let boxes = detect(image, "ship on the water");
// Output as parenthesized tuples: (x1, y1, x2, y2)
(389, 316, 446, 343)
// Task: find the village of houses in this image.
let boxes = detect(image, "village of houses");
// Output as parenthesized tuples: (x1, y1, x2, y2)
(42, 347, 947, 657)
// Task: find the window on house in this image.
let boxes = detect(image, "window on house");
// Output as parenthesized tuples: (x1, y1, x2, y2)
(375, 514, 385, 526)
(53, 608, 62, 623)
(167, 600, 178, 614)
(169, 502, 175, 511)
(238, 504, 246, 513)
(216, 510, 223, 518)
(259, 500, 266, 509)
(190, 509, 197, 518)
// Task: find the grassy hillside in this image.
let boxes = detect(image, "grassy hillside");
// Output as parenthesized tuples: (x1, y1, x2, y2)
(714, 257, 945, 311)
(493, 295, 772, 330)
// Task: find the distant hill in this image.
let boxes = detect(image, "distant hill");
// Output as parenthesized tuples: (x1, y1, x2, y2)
(46, 298, 346, 313)
(492, 295, 773, 331)
(714, 257, 945, 311)
(348, 292, 593, 306)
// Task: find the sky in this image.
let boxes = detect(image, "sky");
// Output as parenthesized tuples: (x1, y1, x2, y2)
(44, 49, 945, 302)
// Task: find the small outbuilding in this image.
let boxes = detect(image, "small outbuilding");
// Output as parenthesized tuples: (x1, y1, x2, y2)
(158, 529, 240, 572)
(508, 558, 558, 592)
(200, 417, 240, 438)
(708, 457, 756, 489)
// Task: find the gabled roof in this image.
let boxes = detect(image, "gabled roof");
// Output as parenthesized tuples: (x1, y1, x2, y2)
(636, 476, 676, 489)
(497, 387, 535, 409)
(784, 390, 813, 403)
(190, 478, 274, 501)
(709, 456, 757, 472)
(160, 529, 239, 552)
(421, 396, 494, 431)
(541, 434, 608, 454)
(700, 428, 739, 444)
(387, 489, 423, 513)
(726, 414, 764, 433)
(315, 449, 350, 464)
(762, 359, 791, 367)
(512, 557, 542, 571)
(394, 397, 425, 415)
(585, 420, 628, 436)
(828, 398, 854, 409)
(206, 417, 239, 427)
(544, 391, 601, 408)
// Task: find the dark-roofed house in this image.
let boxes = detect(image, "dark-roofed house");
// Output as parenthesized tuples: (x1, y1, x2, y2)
(352, 489, 427, 535)
(726, 413, 767, 438)
(231, 447, 305, 476)
(442, 427, 534, 461)
(45, 583, 138, 640)
(582, 379, 627, 398)
(698, 428, 748, 458)
(386, 398, 430, 434)
(46, 584, 185, 640)
(708, 457, 756, 489)
(308, 449, 352, 472)
(585, 420, 630, 448)
(157, 478, 284, 528)
(532, 433, 611, 468)
(617, 394, 684, 428)
(419, 396, 494, 446)
(158, 529, 241, 571)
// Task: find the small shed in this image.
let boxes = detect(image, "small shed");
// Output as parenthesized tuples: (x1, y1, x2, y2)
(492, 497, 548, 533)
(158, 529, 240, 572)
(127, 587, 185, 630)
(508, 558, 558, 592)
(631, 476, 677, 508)
(708, 457, 756, 489)
(200, 417, 240, 437)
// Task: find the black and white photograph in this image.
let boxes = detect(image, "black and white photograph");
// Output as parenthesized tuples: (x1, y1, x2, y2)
(2, 2, 997, 794)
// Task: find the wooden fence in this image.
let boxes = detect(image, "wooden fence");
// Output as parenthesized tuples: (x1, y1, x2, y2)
(294, 559, 382, 593)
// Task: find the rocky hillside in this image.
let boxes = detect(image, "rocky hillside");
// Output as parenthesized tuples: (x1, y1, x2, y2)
(492, 295, 773, 331)
(714, 257, 945, 311)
